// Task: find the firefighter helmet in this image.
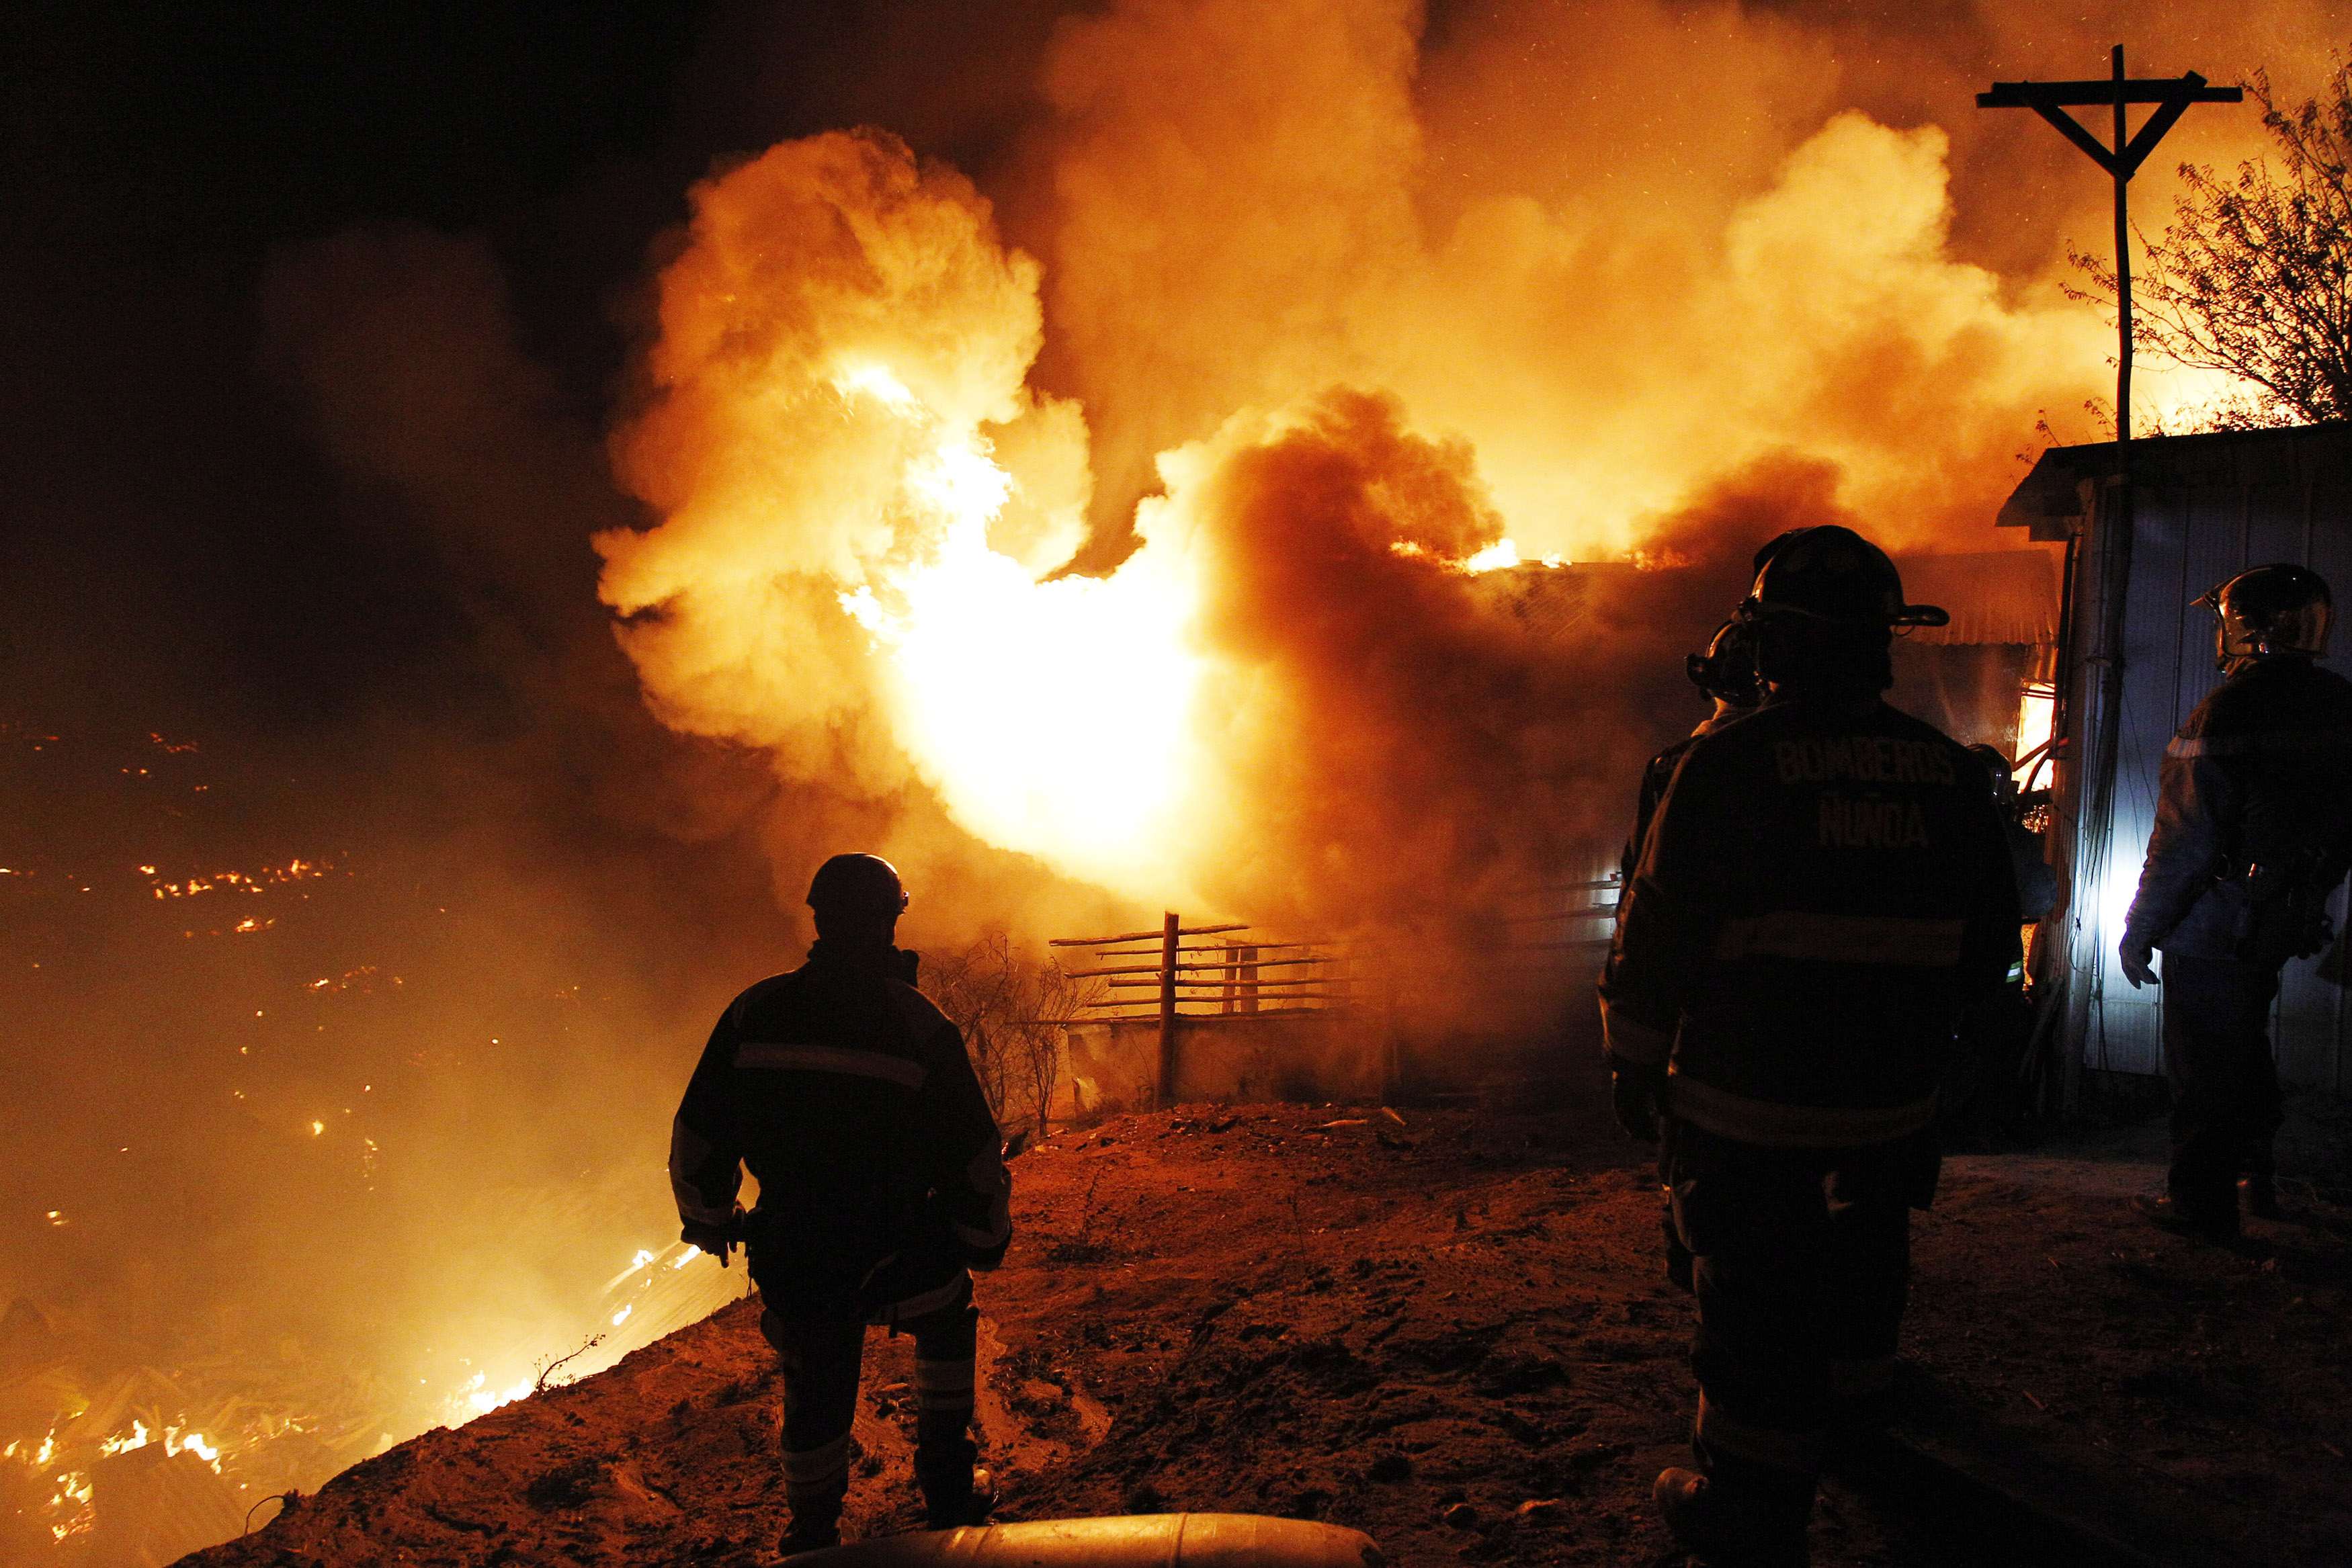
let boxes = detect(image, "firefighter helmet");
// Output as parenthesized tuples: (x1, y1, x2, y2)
(806, 853, 909, 917)
(1685, 618, 1762, 708)
(1739, 525, 1948, 631)
(2199, 564, 2333, 669)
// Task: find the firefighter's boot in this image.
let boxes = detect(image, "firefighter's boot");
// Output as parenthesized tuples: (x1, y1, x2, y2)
(917, 1445, 991, 1530)
(1654, 1465, 1810, 1568)
(777, 1494, 843, 1558)
(778, 1432, 849, 1557)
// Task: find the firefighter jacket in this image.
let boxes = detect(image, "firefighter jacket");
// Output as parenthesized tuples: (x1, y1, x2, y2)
(1618, 708, 1742, 892)
(669, 942, 1013, 1317)
(2124, 656, 2352, 963)
(1599, 694, 2021, 1148)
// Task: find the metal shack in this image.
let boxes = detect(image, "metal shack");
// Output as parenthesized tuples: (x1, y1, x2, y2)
(1999, 423, 2352, 1099)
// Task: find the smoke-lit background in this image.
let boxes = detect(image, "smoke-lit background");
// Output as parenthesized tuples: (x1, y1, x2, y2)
(3, 0, 2343, 1557)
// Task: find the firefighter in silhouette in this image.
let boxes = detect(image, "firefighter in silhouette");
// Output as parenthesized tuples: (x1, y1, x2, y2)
(669, 853, 1012, 1555)
(1618, 615, 1763, 1294)
(1601, 527, 2020, 1567)
(2119, 565, 2352, 1242)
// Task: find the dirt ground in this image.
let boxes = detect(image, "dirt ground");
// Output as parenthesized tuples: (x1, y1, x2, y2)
(181, 1090, 2352, 1567)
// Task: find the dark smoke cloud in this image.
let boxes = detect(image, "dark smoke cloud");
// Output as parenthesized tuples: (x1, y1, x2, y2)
(1171, 395, 1833, 1000)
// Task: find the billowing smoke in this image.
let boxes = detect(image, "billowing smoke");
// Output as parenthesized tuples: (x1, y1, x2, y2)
(1023, 0, 2335, 560)
(594, 132, 1154, 915)
(592, 0, 2174, 965)
(586, 0, 2344, 1008)
(589, 115, 1848, 1003)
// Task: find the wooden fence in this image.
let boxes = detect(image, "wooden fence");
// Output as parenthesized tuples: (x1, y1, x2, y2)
(1049, 914, 1362, 1102)
(1046, 875, 1627, 1103)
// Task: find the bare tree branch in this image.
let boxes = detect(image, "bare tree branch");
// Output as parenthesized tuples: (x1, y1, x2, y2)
(929, 932, 1099, 1136)
(2072, 58, 2352, 431)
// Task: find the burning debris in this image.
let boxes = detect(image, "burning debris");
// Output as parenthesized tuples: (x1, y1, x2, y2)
(143, 859, 330, 901)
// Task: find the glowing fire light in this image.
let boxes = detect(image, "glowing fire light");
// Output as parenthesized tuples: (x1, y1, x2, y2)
(831, 359, 923, 412)
(596, 137, 1222, 902)
(461, 1372, 536, 1417)
(2015, 681, 2057, 771)
(834, 404, 1206, 894)
(146, 858, 329, 899)
(99, 1421, 150, 1456)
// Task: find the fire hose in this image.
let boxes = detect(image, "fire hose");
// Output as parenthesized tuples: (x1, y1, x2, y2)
(790, 1514, 1383, 1566)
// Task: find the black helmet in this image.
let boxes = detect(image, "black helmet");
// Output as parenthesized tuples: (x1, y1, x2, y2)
(1685, 618, 1762, 708)
(806, 853, 909, 918)
(2200, 564, 2332, 670)
(1739, 525, 1948, 631)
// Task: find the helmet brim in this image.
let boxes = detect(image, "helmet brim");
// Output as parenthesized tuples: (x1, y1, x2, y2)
(1741, 598, 1949, 630)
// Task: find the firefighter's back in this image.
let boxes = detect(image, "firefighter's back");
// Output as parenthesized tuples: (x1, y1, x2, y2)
(1656, 697, 2009, 1139)
(721, 962, 954, 1282)
(2196, 656, 2352, 866)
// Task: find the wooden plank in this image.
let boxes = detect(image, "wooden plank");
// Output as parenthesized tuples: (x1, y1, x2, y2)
(1105, 977, 1359, 990)
(1052, 922, 1250, 947)
(1062, 954, 1347, 979)
(2027, 100, 2122, 176)
(1977, 74, 2238, 107)
(1063, 938, 1337, 959)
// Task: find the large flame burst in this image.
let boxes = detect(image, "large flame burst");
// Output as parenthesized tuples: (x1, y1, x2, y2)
(595, 132, 1232, 902)
(594, 132, 1538, 908)
(829, 362, 1206, 893)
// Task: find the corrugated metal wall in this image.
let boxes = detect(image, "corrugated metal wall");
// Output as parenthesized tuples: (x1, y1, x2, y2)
(2036, 425, 2352, 1088)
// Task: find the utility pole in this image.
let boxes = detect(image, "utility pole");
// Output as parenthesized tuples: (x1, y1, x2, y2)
(1980, 48, 2238, 453)
(1978, 50, 2240, 1095)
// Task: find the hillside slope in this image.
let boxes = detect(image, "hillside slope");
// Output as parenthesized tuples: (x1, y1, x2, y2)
(182, 1101, 2352, 1567)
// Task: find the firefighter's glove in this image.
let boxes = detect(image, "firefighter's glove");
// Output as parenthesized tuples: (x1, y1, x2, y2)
(681, 1218, 739, 1269)
(1608, 1054, 1667, 1145)
(2117, 937, 2158, 990)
